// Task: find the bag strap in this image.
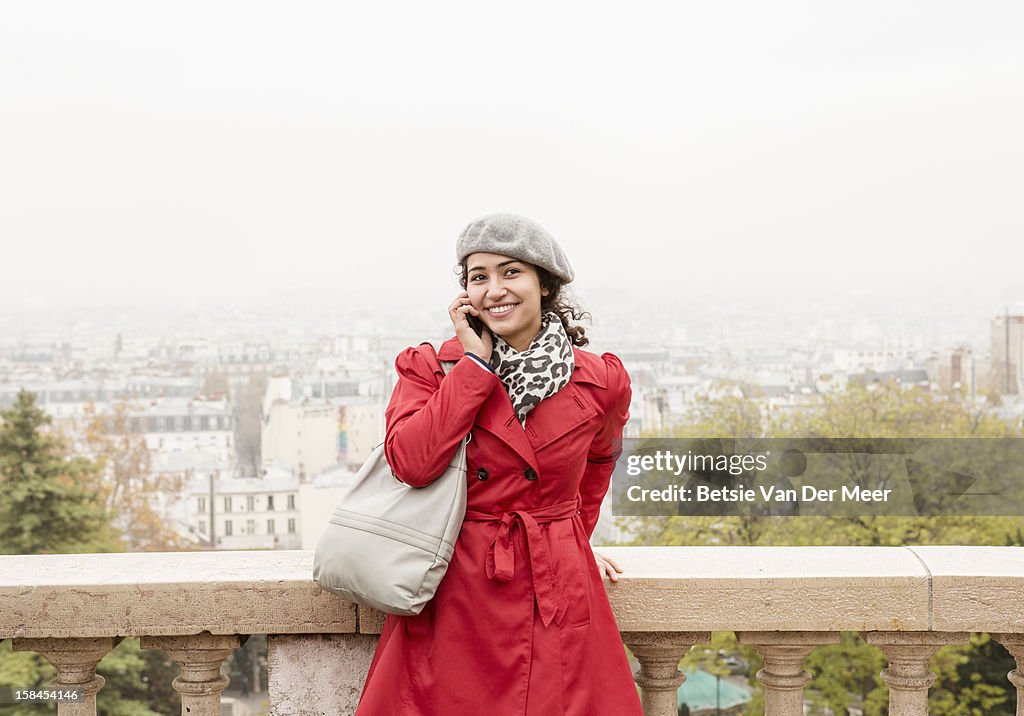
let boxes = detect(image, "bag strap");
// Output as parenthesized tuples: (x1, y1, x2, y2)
(437, 359, 471, 444)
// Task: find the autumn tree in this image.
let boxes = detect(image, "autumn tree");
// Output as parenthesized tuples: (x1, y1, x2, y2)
(81, 401, 186, 552)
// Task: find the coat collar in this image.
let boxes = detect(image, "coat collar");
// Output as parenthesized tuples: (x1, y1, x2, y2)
(436, 336, 607, 389)
(434, 336, 604, 473)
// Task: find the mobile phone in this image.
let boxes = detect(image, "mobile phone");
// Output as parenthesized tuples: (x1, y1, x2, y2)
(467, 314, 485, 337)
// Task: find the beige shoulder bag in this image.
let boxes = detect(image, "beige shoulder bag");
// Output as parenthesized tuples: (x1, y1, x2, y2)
(312, 360, 467, 615)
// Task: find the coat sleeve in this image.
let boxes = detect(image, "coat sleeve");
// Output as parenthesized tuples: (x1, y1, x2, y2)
(384, 344, 502, 487)
(579, 353, 631, 539)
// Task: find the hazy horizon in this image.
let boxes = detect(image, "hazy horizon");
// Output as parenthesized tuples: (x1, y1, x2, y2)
(2, 1, 1022, 313)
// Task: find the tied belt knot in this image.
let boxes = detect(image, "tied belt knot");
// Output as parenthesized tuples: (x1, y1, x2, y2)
(464, 498, 581, 628)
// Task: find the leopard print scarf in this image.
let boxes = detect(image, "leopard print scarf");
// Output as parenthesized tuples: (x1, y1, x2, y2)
(489, 312, 574, 423)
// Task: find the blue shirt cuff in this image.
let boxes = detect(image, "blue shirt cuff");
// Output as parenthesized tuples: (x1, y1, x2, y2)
(464, 352, 495, 373)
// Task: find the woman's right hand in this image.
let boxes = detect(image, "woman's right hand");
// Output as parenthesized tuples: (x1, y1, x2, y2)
(449, 292, 493, 362)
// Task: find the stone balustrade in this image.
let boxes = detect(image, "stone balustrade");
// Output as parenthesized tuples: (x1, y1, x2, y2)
(2, 546, 1024, 715)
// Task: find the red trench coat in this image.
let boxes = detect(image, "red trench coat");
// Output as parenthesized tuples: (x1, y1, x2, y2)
(356, 337, 643, 716)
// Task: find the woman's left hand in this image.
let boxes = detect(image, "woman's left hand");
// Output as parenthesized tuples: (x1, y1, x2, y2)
(594, 552, 623, 583)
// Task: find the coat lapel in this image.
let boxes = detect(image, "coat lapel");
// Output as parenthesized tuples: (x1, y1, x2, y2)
(436, 338, 539, 472)
(434, 339, 606, 470)
(521, 382, 597, 451)
(475, 389, 540, 472)
(522, 347, 605, 452)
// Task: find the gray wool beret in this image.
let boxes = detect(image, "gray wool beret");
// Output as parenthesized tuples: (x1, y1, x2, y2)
(456, 213, 575, 283)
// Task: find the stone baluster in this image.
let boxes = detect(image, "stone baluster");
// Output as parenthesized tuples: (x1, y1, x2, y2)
(141, 633, 241, 716)
(13, 636, 122, 716)
(866, 631, 968, 716)
(738, 631, 839, 715)
(995, 634, 1024, 716)
(621, 631, 709, 716)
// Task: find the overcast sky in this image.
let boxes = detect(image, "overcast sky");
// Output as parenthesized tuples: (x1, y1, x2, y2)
(1, 1, 1022, 315)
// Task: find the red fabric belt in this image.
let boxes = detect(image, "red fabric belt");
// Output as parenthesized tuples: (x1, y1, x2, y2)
(463, 498, 580, 628)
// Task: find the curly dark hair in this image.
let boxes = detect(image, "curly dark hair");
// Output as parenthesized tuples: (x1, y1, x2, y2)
(456, 261, 591, 347)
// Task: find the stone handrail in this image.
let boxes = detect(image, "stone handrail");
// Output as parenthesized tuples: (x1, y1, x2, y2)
(1, 546, 1023, 715)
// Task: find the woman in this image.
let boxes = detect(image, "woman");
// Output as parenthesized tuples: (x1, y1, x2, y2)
(357, 213, 642, 716)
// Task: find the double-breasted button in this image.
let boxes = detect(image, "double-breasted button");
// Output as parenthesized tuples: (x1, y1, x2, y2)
(524, 467, 538, 481)
(476, 467, 489, 481)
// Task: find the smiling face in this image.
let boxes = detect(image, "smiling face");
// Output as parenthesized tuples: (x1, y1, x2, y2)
(464, 252, 550, 351)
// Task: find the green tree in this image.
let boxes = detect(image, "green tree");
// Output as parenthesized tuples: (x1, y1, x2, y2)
(803, 632, 887, 715)
(0, 639, 56, 715)
(0, 392, 178, 715)
(224, 634, 267, 696)
(633, 381, 1024, 548)
(627, 380, 1024, 715)
(138, 647, 181, 716)
(0, 638, 181, 716)
(0, 390, 119, 555)
(93, 639, 167, 716)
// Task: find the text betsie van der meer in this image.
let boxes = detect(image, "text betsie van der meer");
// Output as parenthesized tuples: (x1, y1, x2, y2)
(622, 450, 892, 504)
